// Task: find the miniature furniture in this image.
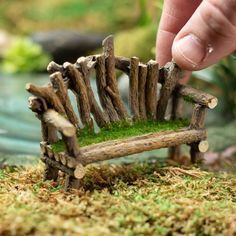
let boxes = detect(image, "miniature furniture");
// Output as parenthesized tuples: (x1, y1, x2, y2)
(26, 35, 217, 189)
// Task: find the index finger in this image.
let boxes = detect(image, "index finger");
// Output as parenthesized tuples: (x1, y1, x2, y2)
(156, 0, 202, 67)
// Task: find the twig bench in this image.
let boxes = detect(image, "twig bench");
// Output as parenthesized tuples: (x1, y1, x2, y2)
(26, 35, 217, 190)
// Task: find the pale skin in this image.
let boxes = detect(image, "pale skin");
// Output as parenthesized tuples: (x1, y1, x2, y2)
(156, 0, 236, 82)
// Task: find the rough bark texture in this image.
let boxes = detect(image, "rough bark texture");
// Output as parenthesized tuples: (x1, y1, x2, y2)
(190, 104, 206, 129)
(50, 72, 79, 127)
(42, 109, 76, 137)
(47, 61, 64, 75)
(168, 92, 184, 161)
(28, 96, 59, 144)
(95, 55, 119, 122)
(171, 92, 183, 120)
(138, 64, 147, 120)
(129, 57, 140, 120)
(62, 135, 81, 159)
(156, 63, 181, 120)
(26, 83, 65, 114)
(80, 129, 206, 165)
(77, 57, 110, 127)
(146, 60, 159, 119)
(115, 56, 130, 74)
(41, 155, 74, 176)
(176, 84, 218, 109)
(190, 142, 204, 164)
(64, 175, 81, 191)
(64, 62, 93, 129)
(102, 35, 128, 120)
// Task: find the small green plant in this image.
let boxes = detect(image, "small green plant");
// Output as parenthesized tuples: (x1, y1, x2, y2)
(1, 37, 51, 73)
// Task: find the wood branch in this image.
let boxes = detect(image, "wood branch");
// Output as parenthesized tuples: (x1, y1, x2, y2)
(41, 155, 74, 176)
(40, 141, 47, 156)
(190, 142, 204, 164)
(115, 56, 130, 74)
(138, 64, 147, 120)
(156, 62, 182, 120)
(169, 92, 184, 162)
(176, 84, 218, 109)
(129, 57, 140, 120)
(44, 163, 59, 181)
(46, 125, 59, 143)
(76, 56, 97, 73)
(28, 96, 59, 143)
(45, 145, 54, 158)
(171, 92, 183, 120)
(50, 72, 79, 127)
(64, 175, 81, 191)
(190, 104, 206, 129)
(145, 60, 159, 119)
(59, 152, 67, 165)
(95, 55, 119, 122)
(102, 35, 128, 120)
(28, 96, 47, 113)
(47, 61, 64, 74)
(80, 129, 206, 165)
(62, 135, 81, 158)
(42, 109, 76, 137)
(76, 57, 110, 127)
(63, 62, 93, 129)
(40, 141, 81, 168)
(26, 83, 65, 114)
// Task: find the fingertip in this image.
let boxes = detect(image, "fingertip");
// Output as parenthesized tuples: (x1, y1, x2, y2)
(172, 34, 207, 71)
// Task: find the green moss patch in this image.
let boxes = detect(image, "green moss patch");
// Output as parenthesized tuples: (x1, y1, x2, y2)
(52, 119, 189, 153)
(0, 163, 236, 235)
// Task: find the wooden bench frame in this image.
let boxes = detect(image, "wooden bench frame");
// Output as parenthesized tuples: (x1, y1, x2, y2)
(26, 35, 217, 190)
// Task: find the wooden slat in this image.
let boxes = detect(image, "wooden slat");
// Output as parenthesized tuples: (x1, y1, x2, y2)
(145, 60, 159, 119)
(102, 35, 128, 120)
(129, 57, 140, 120)
(138, 64, 148, 120)
(80, 129, 206, 165)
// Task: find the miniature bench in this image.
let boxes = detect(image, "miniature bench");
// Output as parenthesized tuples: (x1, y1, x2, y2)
(26, 35, 217, 189)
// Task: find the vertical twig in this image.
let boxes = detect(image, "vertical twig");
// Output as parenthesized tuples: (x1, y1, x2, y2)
(77, 57, 110, 127)
(146, 60, 159, 119)
(156, 62, 182, 120)
(96, 55, 120, 122)
(102, 35, 128, 120)
(138, 63, 148, 120)
(129, 57, 140, 120)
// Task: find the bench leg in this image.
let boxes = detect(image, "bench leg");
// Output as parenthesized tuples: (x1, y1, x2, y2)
(190, 142, 204, 164)
(64, 175, 81, 191)
(44, 163, 58, 181)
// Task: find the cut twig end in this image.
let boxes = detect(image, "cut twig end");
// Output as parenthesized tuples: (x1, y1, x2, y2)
(198, 140, 209, 153)
(208, 98, 218, 109)
(74, 164, 86, 179)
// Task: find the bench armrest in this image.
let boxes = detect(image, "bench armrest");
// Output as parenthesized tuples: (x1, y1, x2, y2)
(176, 84, 218, 109)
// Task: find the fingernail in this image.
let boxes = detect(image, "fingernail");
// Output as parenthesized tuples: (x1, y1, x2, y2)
(174, 34, 206, 67)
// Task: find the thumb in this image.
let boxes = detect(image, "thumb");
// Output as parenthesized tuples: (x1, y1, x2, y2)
(172, 0, 236, 70)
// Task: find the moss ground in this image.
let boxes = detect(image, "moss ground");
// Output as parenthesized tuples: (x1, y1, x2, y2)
(52, 119, 189, 153)
(0, 163, 235, 235)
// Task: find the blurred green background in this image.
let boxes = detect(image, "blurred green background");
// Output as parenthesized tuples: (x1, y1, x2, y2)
(0, 0, 235, 168)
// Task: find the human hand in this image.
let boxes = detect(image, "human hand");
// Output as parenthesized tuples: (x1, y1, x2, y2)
(156, 0, 236, 71)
